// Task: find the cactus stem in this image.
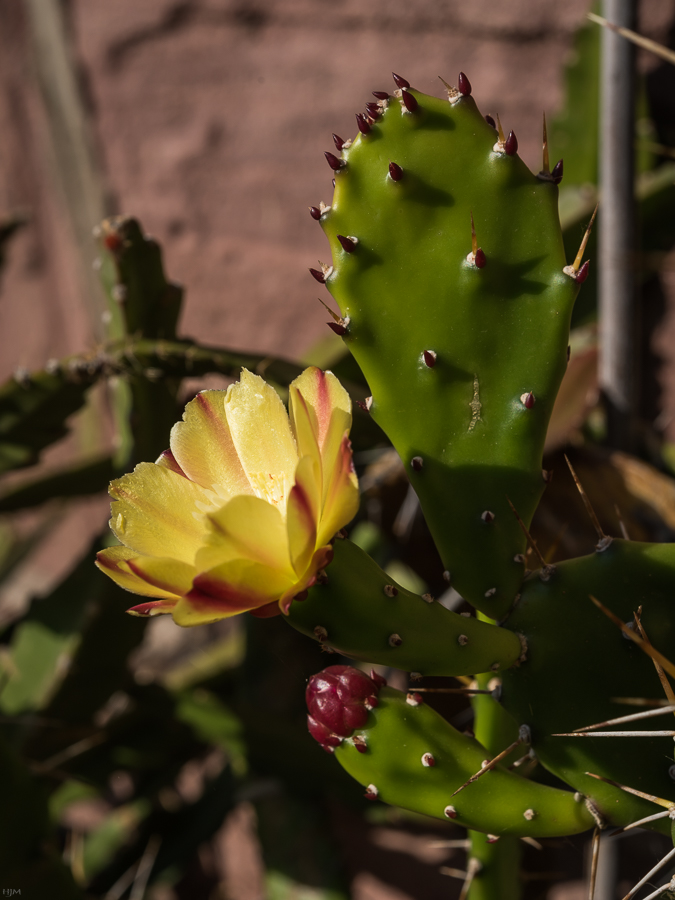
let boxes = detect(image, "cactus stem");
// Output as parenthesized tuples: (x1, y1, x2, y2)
(563, 455, 611, 551)
(325, 151, 345, 171)
(485, 113, 496, 128)
(406, 691, 424, 706)
(585, 771, 673, 809)
(383, 584, 398, 597)
(458, 72, 472, 96)
(423, 350, 437, 368)
(372, 90, 390, 100)
(388, 161, 403, 181)
(621, 847, 675, 900)
(388, 633, 402, 646)
(337, 234, 358, 253)
(505, 131, 518, 156)
(309, 206, 322, 220)
(364, 784, 379, 800)
(392, 72, 410, 89)
(564, 203, 598, 279)
(356, 113, 371, 135)
(520, 391, 536, 409)
(506, 497, 553, 575)
(401, 88, 418, 113)
(411, 456, 424, 471)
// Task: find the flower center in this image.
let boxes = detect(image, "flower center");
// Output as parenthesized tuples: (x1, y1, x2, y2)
(248, 472, 288, 510)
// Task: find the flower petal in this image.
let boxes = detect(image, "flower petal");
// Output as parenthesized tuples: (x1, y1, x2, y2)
(316, 434, 360, 547)
(127, 598, 178, 617)
(225, 370, 298, 507)
(169, 390, 251, 499)
(287, 455, 320, 578)
(173, 559, 294, 626)
(196, 495, 293, 574)
(289, 368, 352, 509)
(109, 462, 209, 563)
(96, 546, 182, 599)
(155, 449, 187, 477)
(126, 557, 196, 596)
(279, 544, 334, 614)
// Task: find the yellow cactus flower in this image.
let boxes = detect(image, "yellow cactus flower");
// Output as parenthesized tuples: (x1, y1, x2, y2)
(96, 367, 359, 625)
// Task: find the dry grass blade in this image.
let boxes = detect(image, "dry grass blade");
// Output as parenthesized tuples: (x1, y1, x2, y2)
(587, 12, 675, 67)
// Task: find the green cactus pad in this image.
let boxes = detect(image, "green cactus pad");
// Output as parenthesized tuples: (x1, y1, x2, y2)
(287, 538, 524, 675)
(318, 82, 580, 615)
(501, 539, 675, 833)
(334, 685, 594, 837)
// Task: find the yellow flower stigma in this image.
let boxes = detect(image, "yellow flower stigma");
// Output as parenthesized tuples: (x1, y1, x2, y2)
(96, 367, 359, 626)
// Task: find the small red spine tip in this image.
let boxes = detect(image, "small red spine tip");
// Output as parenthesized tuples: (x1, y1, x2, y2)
(309, 206, 321, 220)
(356, 113, 371, 135)
(309, 267, 326, 284)
(388, 161, 403, 181)
(552, 159, 564, 184)
(365, 102, 381, 118)
(325, 151, 345, 171)
(411, 456, 423, 471)
(327, 321, 348, 336)
(485, 114, 496, 129)
(332, 133, 345, 151)
(370, 670, 387, 688)
(576, 260, 590, 284)
(423, 350, 437, 368)
(364, 785, 379, 800)
(392, 72, 410, 89)
(356, 399, 370, 413)
(458, 72, 471, 96)
(522, 392, 536, 409)
(372, 91, 389, 100)
(505, 131, 518, 156)
(401, 89, 418, 112)
(475, 248, 487, 269)
(337, 234, 356, 253)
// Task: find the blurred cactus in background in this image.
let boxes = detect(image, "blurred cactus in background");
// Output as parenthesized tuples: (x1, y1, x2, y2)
(4, 7, 675, 900)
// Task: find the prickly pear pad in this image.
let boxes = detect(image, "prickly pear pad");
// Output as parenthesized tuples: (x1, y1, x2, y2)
(501, 540, 675, 833)
(334, 686, 594, 836)
(319, 84, 579, 615)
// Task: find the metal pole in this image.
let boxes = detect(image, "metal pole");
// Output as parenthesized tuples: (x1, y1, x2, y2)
(598, 0, 638, 450)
